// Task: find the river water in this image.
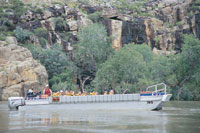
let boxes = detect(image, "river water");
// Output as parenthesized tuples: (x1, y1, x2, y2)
(0, 101, 200, 133)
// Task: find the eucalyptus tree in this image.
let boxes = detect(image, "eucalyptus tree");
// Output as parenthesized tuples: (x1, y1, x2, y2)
(73, 23, 113, 92)
(93, 44, 152, 94)
(173, 35, 200, 100)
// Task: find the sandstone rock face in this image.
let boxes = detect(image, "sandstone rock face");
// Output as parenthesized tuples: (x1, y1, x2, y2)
(104, 19, 122, 50)
(102, 0, 196, 52)
(0, 37, 48, 100)
(19, 0, 199, 53)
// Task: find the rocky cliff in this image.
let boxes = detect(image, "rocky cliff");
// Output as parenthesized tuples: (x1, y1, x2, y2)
(17, 0, 200, 53)
(0, 37, 48, 100)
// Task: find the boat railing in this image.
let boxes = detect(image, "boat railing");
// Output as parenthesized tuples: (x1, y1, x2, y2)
(51, 94, 141, 103)
(146, 83, 166, 96)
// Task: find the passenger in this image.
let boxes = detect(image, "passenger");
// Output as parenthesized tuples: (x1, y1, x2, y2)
(70, 91, 75, 96)
(109, 90, 114, 95)
(65, 90, 70, 96)
(90, 91, 95, 95)
(43, 85, 52, 96)
(28, 88, 33, 95)
(82, 91, 87, 96)
(103, 91, 108, 95)
(60, 90, 65, 95)
(89, 91, 93, 95)
(26, 88, 34, 99)
(52, 92, 57, 96)
(76, 91, 82, 96)
(94, 91, 98, 95)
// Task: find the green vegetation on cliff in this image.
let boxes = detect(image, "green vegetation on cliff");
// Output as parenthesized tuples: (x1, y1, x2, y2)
(0, 0, 27, 39)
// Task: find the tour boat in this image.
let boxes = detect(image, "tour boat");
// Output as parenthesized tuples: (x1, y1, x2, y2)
(8, 83, 172, 111)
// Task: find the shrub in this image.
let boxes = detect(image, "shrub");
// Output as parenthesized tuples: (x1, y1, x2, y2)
(39, 37, 47, 48)
(33, 27, 48, 38)
(54, 17, 69, 32)
(88, 11, 102, 22)
(176, 21, 182, 26)
(22, 44, 43, 59)
(165, 22, 174, 29)
(39, 44, 71, 78)
(50, 69, 76, 91)
(14, 26, 33, 43)
(0, 35, 6, 41)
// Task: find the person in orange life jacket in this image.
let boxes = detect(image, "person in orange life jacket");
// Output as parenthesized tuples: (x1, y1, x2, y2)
(43, 85, 52, 96)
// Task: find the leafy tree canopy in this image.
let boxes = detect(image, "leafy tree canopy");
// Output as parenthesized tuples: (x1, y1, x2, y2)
(172, 34, 200, 100)
(73, 23, 113, 91)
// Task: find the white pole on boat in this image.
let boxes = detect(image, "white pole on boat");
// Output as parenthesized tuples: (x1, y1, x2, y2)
(155, 85, 157, 96)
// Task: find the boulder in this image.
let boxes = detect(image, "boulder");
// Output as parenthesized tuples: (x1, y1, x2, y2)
(6, 37, 18, 45)
(0, 37, 48, 100)
(67, 21, 78, 31)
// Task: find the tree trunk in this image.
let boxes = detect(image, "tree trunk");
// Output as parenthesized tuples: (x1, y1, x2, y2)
(81, 76, 90, 93)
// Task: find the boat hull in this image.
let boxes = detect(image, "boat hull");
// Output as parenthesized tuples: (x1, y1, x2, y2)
(18, 100, 162, 111)
(25, 98, 49, 105)
(9, 94, 172, 111)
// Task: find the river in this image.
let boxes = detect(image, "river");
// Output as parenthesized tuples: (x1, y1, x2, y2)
(0, 101, 200, 133)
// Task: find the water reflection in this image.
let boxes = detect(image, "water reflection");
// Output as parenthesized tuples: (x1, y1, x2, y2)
(0, 101, 200, 133)
(6, 104, 168, 133)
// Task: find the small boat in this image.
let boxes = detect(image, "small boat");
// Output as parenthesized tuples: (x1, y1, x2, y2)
(8, 83, 172, 111)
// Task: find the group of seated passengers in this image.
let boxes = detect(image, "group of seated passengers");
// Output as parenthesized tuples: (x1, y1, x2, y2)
(26, 85, 50, 98)
(52, 90, 115, 97)
(26, 84, 115, 97)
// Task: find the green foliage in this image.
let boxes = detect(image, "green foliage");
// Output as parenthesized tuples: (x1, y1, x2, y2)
(72, 23, 113, 91)
(74, 23, 113, 77)
(33, 27, 48, 38)
(93, 44, 148, 93)
(176, 21, 182, 26)
(190, 0, 200, 11)
(77, 0, 90, 5)
(14, 27, 33, 43)
(165, 22, 174, 29)
(88, 11, 102, 22)
(22, 44, 43, 59)
(24, 43, 76, 90)
(93, 44, 173, 94)
(0, 0, 27, 34)
(137, 12, 153, 17)
(172, 35, 200, 100)
(39, 44, 71, 79)
(113, 0, 148, 13)
(9, 0, 27, 20)
(54, 17, 69, 32)
(51, 82, 69, 92)
(155, 36, 161, 46)
(0, 35, 6, 41)
(50, 69, 76, 91)
(39, 37, 48, 48)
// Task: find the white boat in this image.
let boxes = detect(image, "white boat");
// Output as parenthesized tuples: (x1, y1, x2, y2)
(25, 98, 50, 105)
(8, 83, 172, 111)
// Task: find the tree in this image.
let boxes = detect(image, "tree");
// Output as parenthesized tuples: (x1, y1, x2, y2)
(39, 44, 72, 79)
(173, 35, 200, 100)
(93, 43, 174, 94)
(74, 23, 113, 92)
(93, 44, 150, 94)
(50, 68, 76, 92)
(14, 26, 33, 43)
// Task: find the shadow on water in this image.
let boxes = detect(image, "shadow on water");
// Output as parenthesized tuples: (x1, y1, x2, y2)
(0, 101, 200, 133)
